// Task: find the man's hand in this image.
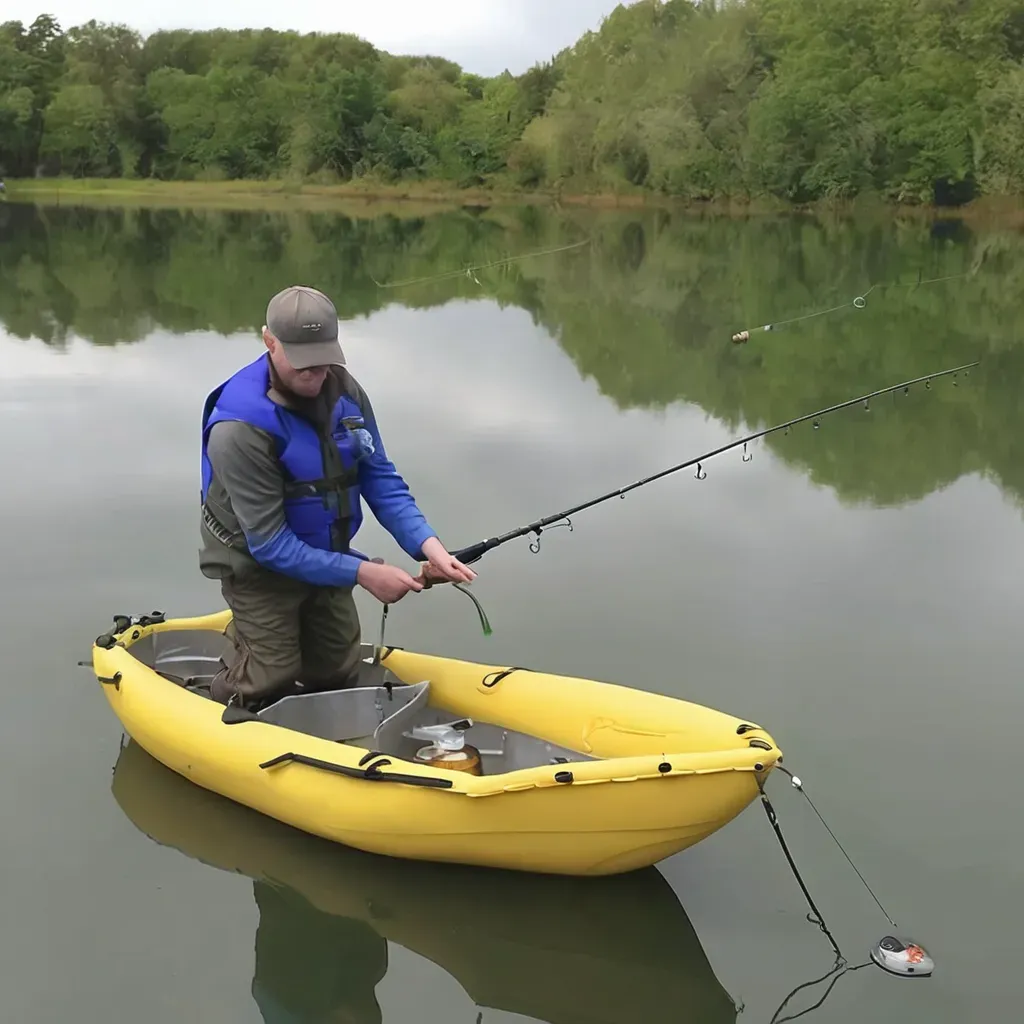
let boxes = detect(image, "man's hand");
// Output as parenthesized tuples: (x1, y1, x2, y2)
(419, 537, 478, 586)
(356, 560, 424, 604)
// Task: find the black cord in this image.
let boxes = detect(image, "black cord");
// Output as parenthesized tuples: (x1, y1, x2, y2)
(756, 778, 845, 963)
(770, 961, 873, 1023)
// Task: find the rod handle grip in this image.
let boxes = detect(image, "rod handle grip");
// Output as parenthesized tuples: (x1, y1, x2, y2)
(451, 540, 492, 565)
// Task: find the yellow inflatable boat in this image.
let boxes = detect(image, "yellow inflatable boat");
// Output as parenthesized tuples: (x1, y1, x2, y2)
(91, 608, 781, 876)
(111, 737, 739, 1023)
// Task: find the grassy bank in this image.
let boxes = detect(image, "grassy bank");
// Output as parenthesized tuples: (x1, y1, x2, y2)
(2, 176, 499, 217)
(4, 177, 1022, 227)
(2, 176, 787, 216)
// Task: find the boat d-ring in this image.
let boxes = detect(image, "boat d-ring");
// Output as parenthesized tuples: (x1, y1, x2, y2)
(854, 295, 867, 308)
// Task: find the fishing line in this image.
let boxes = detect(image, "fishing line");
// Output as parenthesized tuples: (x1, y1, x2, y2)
(370, 238, 590, 289)
(727, 758, 927, 1022)
(755, 761, 935, 998)
(775, 764, 896, 928)
(731, 269, 976, 344)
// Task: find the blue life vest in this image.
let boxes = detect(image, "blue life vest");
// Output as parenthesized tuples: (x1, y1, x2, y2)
(200, 355, 374, 553)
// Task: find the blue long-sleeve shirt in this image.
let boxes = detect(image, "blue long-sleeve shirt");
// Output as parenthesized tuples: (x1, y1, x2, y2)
(199, 371, 437, 588)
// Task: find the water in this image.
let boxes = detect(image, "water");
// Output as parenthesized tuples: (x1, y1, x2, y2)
(1, 197, 1022, 1023)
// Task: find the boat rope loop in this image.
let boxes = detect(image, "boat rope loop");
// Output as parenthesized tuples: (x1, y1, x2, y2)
(481, 666, 527, 688)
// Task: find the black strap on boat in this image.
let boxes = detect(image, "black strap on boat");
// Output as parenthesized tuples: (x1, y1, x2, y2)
(259, 751, 454, 788)
(481, 666, 527, 688)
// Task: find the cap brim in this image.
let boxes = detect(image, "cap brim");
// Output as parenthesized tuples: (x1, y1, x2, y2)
(280, 337, 345, 369)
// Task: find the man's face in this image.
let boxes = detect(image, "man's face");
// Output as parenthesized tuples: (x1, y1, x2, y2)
(265, 329, 329, 398)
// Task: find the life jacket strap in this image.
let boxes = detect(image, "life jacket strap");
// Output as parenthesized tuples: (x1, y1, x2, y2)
(282, 470, 359, 500)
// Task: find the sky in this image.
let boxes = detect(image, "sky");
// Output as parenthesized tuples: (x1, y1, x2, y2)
(7, 1, 627, 76)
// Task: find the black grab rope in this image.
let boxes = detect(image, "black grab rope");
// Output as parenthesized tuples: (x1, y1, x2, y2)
(756, 777, 845, 964)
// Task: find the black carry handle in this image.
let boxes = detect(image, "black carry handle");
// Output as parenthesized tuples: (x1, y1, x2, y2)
(259, 751, 454, 789)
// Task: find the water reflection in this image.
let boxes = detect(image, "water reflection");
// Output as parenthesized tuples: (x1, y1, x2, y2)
(111, 740, 738, 1024)
(3, 200, 1023, 512)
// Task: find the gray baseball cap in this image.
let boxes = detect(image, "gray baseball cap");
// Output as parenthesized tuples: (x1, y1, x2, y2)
(265, 285, 345, 369)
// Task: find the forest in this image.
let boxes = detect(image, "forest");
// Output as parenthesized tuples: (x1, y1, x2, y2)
(2, 1, 1024, 205)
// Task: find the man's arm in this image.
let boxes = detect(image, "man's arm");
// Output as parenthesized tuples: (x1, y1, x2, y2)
(355, 393, 439, 561)
(206, 420, 368, 587)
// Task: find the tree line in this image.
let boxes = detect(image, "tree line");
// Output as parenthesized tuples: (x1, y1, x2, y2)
(2, 2, 1024, 203)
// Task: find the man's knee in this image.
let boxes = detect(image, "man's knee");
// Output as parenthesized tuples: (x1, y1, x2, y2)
(212, 624, 304, 705)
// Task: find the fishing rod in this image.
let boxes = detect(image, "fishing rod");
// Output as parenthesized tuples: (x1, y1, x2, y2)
(443, 360, 978, 568)
(411, 356, 978, 577)
(413, 358, 977, 633)
(370, 239, 590, 290)
(729, 269, 977, 344)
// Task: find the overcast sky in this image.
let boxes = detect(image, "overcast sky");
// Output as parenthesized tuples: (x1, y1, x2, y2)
(8, 1, 626, 76)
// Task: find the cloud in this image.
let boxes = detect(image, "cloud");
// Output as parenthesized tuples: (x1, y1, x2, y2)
(7, 0, 621, 75)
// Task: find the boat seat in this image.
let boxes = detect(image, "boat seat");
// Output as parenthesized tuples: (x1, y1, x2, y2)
(256, 680, 431, 746)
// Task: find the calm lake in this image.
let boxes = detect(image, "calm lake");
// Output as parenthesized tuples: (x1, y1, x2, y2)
(1, 196, 1022, 1023)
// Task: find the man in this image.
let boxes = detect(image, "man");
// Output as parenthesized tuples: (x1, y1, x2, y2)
(250, 879, 386, 1024)
(198, 284, 475, 708)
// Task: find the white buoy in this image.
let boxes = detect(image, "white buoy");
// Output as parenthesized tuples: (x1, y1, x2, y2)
(870, 936, 935, 978)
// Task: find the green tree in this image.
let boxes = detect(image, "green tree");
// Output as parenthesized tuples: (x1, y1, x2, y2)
(5, 3, 1024, 201)
(0, 15, 66, 175)
(40, 83, 118, 175)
